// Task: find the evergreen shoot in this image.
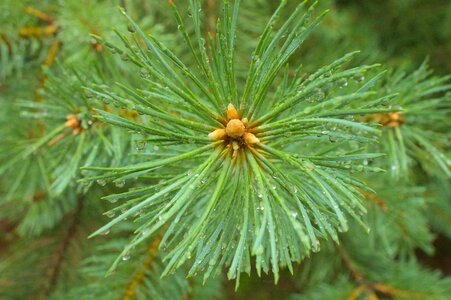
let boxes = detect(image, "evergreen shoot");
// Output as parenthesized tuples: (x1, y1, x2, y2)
(0, 0, 450, 299)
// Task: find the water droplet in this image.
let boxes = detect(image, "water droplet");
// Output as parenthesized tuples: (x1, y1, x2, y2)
(127, 24, 135, 33)
(328, 135, 337, 143)
(160, 243, 167, 251)
(257, 193, 263, 198)
(354, 75, 365, 82)
(304, 161, 315, 171)
(122, 253, 130, 261)
(84, 89, 94, 98)
(115, 180, 125, 188)
(252, 55, 261, 65)
(102, 229, 110, 236)
(96, 179, 107, 186)
(290, 211, 298, 218)
(312, 239, 320, 253)
(255, 245, 264, 256)
(106, 211, 115, 218)
(338, 78, 348, 88)
(135, 140, 147, 151)
(313, 89, 325, 102)
(140, 68, 150, 79)
(100, 97, 110, 104)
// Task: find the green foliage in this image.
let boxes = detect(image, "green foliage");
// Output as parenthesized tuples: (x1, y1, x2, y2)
(374, 62, 450, 179)
(79, 1, 399, 284)
(0, 0, 450, 299)
(336, 0, 451, 74)
(61, 222, 222, 300)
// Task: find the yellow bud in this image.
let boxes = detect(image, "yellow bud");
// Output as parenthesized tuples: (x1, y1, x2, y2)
(226, 119, 245, 138)
(208, 129, 227, 141)
(64, 114, 79, 129)
(243, 132, 260, 145)
(227, 103, 240, 120)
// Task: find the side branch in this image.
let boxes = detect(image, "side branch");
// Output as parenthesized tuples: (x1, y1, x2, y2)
(31, 197, 85, 300)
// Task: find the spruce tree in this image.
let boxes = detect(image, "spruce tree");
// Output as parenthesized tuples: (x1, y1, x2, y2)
(1, 1, 450, 299)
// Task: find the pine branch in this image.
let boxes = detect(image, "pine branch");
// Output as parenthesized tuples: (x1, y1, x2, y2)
(3, 1, 449, 298)
(80, 0, 392, 284)
(369, 61, 450, 180)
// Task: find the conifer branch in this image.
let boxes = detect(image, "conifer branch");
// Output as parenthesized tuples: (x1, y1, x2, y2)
(2, 0, 450, 298)
(81, 0, 392, 283)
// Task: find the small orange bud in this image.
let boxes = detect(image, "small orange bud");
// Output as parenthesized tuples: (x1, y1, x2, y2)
(227, 103, 240, 120)
(243, 132, 260, 145)
(371, 112, 404, 128)
(208, 129, 227, 141)
(64, 114, 79, 129)
(226, 119, 245, 138)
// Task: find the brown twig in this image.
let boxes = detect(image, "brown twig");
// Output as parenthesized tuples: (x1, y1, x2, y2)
(30, 197, 85, 300)
(361, 190, 388, 211)
(121, 237, 162, 300)
(79, 17, 104, 52)
(338, 246, 365, 285)
(339, 246, 379, 300)
(24, 6, 55, 23)
(19, 25, 58, 38)
(17, 6, 62, 102)
(339, 246, 430, 300)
